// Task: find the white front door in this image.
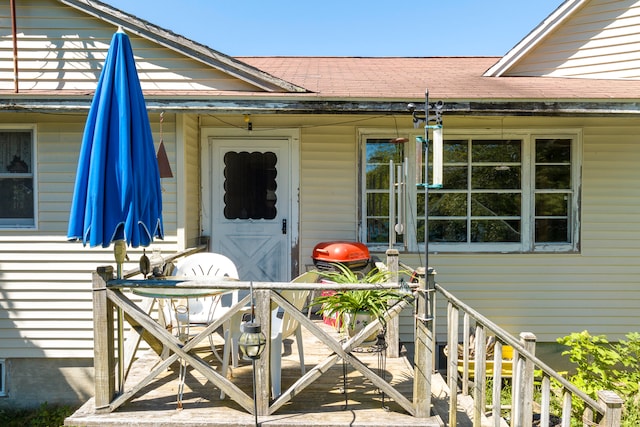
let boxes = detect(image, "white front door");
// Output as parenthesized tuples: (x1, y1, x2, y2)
(207, 137, 294, 282)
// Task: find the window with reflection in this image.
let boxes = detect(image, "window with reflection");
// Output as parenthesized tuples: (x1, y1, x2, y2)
(0, 129, 34, 227)
(363, 133, 579, 252)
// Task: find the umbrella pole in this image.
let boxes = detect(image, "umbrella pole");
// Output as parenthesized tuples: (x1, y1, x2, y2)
(114, 240, 127, 279)
(113, 240, 127, 394)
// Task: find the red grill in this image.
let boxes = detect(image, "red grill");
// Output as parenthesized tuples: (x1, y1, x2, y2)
(312, 241, 370, 271)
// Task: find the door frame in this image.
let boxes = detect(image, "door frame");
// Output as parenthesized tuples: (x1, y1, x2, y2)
(200, 127, 301, 278)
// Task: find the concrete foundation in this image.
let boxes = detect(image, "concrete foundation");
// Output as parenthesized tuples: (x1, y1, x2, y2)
(0, 358, 93, 410)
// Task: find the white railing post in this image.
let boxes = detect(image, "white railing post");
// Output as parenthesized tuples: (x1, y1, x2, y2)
(520, 332, 536, 427)
(93, 267, 116, 412)
(597, 390, 623, 427)
(413, 267, 433, 417)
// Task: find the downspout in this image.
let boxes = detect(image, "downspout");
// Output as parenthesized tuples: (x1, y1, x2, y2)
(10, 0, 18, 93)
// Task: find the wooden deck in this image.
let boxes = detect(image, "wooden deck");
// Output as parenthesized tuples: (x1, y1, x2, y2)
(65, 317, 446, 427)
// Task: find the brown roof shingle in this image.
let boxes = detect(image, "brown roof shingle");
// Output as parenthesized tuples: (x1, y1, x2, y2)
(239, 56, 640, 101)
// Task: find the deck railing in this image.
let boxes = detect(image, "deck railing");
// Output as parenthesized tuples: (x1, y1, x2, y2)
(91, 248, 427, 418)
(426, 276, 623, 427)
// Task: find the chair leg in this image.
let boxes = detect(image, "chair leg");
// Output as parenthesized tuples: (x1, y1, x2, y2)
(270, 335, 283, 398)
(295, 325, 305, 374)
(229, 312, 245, 368)
(219, 324, 231, 399)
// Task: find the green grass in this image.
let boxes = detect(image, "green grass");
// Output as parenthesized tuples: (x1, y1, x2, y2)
(0, 402, 76, 427)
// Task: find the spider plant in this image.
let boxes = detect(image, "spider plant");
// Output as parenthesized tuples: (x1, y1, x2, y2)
(311, 263, 404, 335)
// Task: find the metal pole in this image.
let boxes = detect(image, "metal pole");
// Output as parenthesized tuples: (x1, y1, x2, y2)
(424, 90, 430, 273)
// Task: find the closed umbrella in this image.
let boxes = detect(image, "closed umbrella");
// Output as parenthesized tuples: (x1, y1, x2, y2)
(68, 28, 163, 277)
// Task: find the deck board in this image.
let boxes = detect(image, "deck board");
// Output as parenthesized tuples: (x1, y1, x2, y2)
(65, 318, 444, 427)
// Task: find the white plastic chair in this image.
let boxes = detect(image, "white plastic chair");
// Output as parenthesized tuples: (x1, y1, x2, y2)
(270, 271, 318, 398)
(163, 253, 248, 368)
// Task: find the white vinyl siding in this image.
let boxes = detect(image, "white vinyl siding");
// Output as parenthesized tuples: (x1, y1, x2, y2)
(0, 0, 260, 92)
(506, 0, 640, 79)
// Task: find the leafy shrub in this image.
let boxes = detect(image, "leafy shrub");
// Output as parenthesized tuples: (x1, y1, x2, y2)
(557, 330, 640, 426)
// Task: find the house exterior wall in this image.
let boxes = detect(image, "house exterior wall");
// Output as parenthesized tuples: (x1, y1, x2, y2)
(0, 112, 179, 360)
(508, 0, 640, 79)
(0, 0, 259, 92)
(196, 113, 640, 344)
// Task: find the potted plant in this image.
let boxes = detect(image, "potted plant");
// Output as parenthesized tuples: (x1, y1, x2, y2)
(312, 263, 404, 344)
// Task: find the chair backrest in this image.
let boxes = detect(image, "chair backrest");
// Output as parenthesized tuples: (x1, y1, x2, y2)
(174, 252, 239, 279)
(272, 289, 310, 339)
(172, 252, 241, 324)
(271, 271, 318, 339)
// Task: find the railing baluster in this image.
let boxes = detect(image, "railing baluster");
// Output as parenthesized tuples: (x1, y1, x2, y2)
(462, 312, 470, 395)
(562, 390, 572, 427)
(492, 340, 503, 427)
(473, 325, 486, 427)
(541, 375, 550, 427)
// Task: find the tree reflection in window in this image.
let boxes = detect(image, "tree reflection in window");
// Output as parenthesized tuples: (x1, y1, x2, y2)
(223, 151, 277, 220)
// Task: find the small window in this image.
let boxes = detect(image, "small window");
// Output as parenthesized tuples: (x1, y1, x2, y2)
(0, 359, 5, 397)
(0, 128, 35, 228)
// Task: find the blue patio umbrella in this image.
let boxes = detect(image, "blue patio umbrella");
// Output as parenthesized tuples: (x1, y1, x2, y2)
(68, 29, 163, 269)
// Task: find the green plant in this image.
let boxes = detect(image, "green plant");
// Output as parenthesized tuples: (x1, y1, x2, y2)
(557, 330, 640, 426)
(311, 263, 404, 334)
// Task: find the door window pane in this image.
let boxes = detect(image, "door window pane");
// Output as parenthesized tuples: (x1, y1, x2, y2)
(223, 151, 277, 220)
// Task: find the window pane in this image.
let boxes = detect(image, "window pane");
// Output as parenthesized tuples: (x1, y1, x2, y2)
(367, 218, 390, 243)
(536, 139, 571, 163)
(429, 193, 467, 216)
(536, 165, 570, 189)
(366, 141, 403, 190)
(471, 193, 520, 216)
(366, 164, 392, 190)
(472, 140, 521, 163)
(472, 166, 521, 189)
(0, 131, 31, 173)
(536, 193, 568, 216)
(223, 151, 277, 220)
(471, 219, 520, 242)
(0, 178, 34, 219)
(536, 219, 569, 243)
(444, 140, 468, 163)
(430, 220, 467, 242)
(443, 166, 468, 189)
(366, 193, 389, 216)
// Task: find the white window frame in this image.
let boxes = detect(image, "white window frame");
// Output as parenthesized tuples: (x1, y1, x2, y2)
(360, 128, 581, 253)
(0, 124, 38, 229)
